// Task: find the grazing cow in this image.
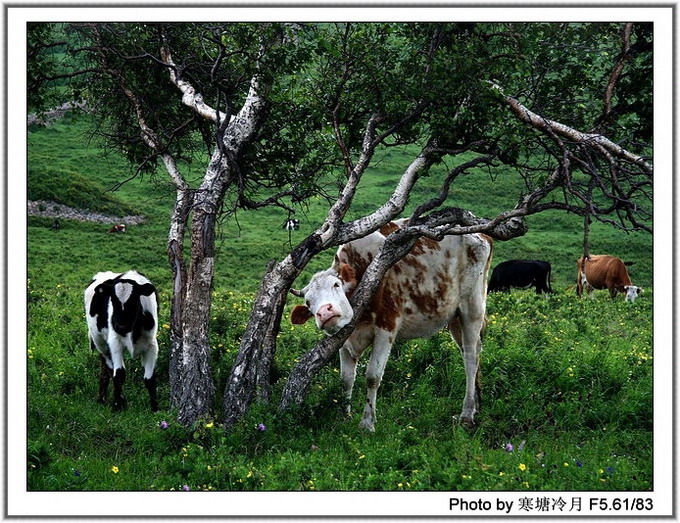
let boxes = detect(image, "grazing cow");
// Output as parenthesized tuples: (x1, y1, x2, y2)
(290, 219, 493, 431)
(108, 224, 127, 233)
(488, 259, 553, 294)
(84, 270, 159, 411)
(283, 218, 300, 231)
(51, 219, 61, 231)
(576, 255, 642, 302)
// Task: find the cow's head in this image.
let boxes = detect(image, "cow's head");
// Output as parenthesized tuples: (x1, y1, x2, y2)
(290, 255, 357, 335)
(625, 285, 642, 303)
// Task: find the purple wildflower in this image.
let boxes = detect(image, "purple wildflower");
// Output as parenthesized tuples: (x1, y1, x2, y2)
(257, 423, 266, 432)
(182, 484, 190, 491)
(74, 469, 81, 477)
(504, 443, 514, 453)
(159, 420, 169, 430)
(576, 460, 583, 467)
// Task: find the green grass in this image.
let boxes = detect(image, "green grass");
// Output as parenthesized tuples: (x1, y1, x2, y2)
(26, 115, 653, 492)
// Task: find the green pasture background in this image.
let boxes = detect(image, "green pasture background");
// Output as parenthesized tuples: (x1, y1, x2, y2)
(27, 115, 653, 492)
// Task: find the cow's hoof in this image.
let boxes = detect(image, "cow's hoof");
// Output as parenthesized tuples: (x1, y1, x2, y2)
(112, 398, 127, 412)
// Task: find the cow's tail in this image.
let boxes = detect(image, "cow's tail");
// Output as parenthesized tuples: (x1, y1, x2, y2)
(546, 265, 553, 293)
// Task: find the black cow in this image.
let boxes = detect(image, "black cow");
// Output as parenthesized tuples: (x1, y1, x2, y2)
(488, 260, 553, 294)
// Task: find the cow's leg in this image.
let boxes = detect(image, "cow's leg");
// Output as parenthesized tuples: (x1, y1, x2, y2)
(449, 315, 482, 413)
(98, 354, 113, 404)
(339, 332, 371, 417)
(140, 337, 159, 412)
(450, 306, 485, 428)
(91, 336, 113, 404)
(359, 329, 393, 432)
(108, 338, 127, 411)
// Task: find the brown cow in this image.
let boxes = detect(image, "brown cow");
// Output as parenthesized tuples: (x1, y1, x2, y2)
(290, 219, 493, 431)
(576, 255, 642, 302)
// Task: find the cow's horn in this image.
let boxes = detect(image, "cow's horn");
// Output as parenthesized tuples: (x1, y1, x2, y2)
(289, 288, 304, 298)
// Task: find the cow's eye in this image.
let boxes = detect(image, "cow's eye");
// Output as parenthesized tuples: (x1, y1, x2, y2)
(306, 300, 311, 308)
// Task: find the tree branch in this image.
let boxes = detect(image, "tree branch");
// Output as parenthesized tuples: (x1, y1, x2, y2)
(160, 44, 230, 125)
(489, 81, 652, 173)
(596, 22, 634, 132)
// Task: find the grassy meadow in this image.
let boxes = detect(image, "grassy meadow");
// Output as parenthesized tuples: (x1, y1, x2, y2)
(26, 114, 653, 493)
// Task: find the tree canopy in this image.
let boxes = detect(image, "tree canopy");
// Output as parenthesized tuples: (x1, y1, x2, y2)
(31, 22, 652, 230)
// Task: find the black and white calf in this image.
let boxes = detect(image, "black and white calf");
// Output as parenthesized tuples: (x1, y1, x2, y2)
(283, 218, 300, 231)
(84, 270, 159, 411)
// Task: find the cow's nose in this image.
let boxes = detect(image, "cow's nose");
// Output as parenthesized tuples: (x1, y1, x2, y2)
(316, 303, 336, 324)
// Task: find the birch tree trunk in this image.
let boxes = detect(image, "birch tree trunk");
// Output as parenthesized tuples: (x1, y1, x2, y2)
(158, 41, 271, 426)
(167, 188, 191, 407)
(174, 151, 231, 425)
(222, 235, 323, 429)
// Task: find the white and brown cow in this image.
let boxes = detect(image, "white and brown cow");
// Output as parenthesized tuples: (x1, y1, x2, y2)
(108, 224, 127, 233)
(576, 254, 642, 302)
(290, 219, 493, 431)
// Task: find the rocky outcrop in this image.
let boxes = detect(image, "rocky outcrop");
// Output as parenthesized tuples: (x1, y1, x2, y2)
(27, 200, 145, 225)
(27, 101, 87, 127)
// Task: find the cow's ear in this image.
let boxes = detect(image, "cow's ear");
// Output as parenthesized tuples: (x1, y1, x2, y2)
(291, 305, 313, 325)
(90, 283, 112, 316)
(95, 282, 113, 295)
(138, 283, 156, 296)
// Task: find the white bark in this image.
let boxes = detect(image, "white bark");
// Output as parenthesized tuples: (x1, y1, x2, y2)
(160, 46, 230, 125)
(335, 149, 438, 244)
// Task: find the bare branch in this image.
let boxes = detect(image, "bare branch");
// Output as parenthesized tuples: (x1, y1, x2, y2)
(489, 82, 652, 173)
(411, 151, 495, 221)
(596, 23, 634, 132)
